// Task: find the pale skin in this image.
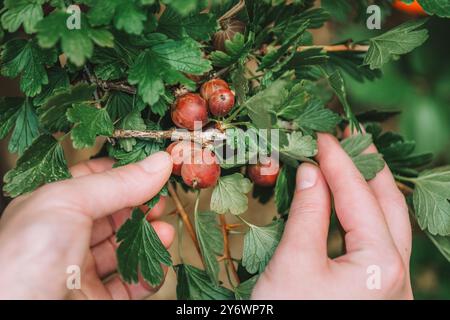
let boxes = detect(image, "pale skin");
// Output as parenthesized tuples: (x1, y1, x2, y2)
(0, 132, 413, 299)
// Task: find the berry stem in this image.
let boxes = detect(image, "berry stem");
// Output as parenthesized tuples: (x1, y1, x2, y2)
(168, 183, 203, 262)
(220, 214, 241, 286)
(218, 0, 246, 24)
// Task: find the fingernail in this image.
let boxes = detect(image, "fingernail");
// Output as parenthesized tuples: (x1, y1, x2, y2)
(138, 152, 172, 174)
(297, 164, 318, 190)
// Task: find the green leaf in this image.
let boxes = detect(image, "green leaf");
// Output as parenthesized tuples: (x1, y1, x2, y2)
(174, 264, 234, 300)
(211, 173, 253, 215)
(36, 11, 114, 66)
(341, 134, 385, 180)
(418, 0, 450, 17)
(325, 69, 358, 130)
(116, 208, 172, 286)
(364, 19, 429, 70)
(242, 219, 284, 274)
(195, 211, 223, 285)
(37, 83, 96, 132)
(86, 0, 148, 35)
(128, 50, 164, 106)
(128, 36, 210, 105)
(1, 0, 46, 34)
(427, 233, 450, 263)
(211, 33, 253, 68)
(275, 165, 296, 215)
(8, 99, 40, 155)
(104, 92, 134, 122)
(259, 20, 309, 70)
(412, 166, 450, 236)
(66, 103, 114, 149)
(246, 78, 291, 129)
(33, 68, 70, 106)
(3, 134, 71, 197)
(0, 98, 23, 140)
(293, 98, 341, 133)
(0, 39, 57, 97)
(280, 131, 317, 161)
(157, 7, 217, 41)
(109, 140, 163, 167)
(235, 275, 259, 300)
(117, 110, 147, 152)
(367, 124, 433, 177)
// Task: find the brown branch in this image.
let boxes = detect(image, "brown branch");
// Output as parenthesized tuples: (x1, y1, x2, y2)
(113, 129, 227, 142)
(297, 44, 370, 53)
(396, 181, 414, 195)
(97, 80, 137, 95)
(218, 0, 246, 24)
(219, 215, 240, 286)
(168, 183, 203, 259)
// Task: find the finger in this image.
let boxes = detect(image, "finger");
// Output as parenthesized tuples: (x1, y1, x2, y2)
(104, 267, 168, 300)
(277, 163, 331, 263)
(35, 152, 173, 220)
(316, 134, 392, 252)
(90, 197, 167, 246)
(92, 221, 175, 278)
(343, 127, 412, 261)
(70, 158, 115, 177)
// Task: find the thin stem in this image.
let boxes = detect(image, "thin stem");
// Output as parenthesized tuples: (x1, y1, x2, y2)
(177, 216, 185, 263)
(394, 174, 416, 184)
(168, 183, 203, 260)
(218, 0, 246, 24)
(395, 181, 415, 195)
(220, 214, 240, 286)
(296, 44, 370, 53)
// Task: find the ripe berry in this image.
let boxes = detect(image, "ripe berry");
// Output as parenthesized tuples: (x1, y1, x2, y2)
(247, 158, 280, 187)
(171, 93, 208, 131)
(213, 20, 246, 52)
(181, 149, 221, 189)
(392, 0, 427, 16)
(200, 79, 230, 101)
(208, 89, 235, 117)
(166, 141, 201, 176)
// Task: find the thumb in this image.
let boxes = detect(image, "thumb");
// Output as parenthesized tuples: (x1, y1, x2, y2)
(36, 152, 173, 219)
(278, 163, 331, 262)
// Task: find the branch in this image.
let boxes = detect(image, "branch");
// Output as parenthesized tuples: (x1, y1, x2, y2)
(396, 181, 414, 195)
(297, 43, 370, 53)
(112, 129, 227, 142)
(220, 215, 240, 286)
(218, 0, 245, 24)
(168, 183, 203, 260)
(97, 79, 137, 95)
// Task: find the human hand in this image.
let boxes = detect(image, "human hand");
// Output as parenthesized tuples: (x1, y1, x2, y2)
(0, 152, 173, 300)
(252, 133, 413, 299)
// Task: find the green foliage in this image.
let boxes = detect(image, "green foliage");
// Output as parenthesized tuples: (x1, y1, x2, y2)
(242, 219, 284, 274)
(412, 167, 450, 236)
(37, 11, 114, 66)
(364, 19, 429, 70)
(211, 173, 252, 215)
(1, 39, 57, 97)
(341, 133, 385, 180)
(0, 0, 448, 299)
(3, 134, 71, 197)
(195, 211, 223, 285)
(175, 264, 234, 300)
(116, 208, 172, 287)
(66, 103, 114, 149)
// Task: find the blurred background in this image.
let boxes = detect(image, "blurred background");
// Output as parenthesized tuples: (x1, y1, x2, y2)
(0, 1, 449, 299)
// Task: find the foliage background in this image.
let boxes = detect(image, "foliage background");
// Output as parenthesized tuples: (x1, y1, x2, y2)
(0, 1, 449, 299)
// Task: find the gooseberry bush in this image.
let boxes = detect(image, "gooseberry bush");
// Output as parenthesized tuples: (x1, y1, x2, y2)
(1, 0, 450, 300)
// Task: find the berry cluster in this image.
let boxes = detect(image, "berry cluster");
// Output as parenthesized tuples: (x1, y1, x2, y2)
(169, 78, 279, 189)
